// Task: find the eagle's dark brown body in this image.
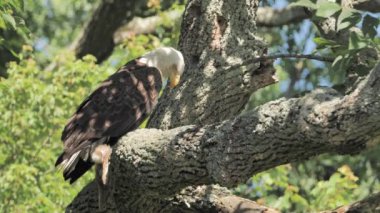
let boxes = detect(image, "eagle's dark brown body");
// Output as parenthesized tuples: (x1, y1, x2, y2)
(55, 59, 162, 183)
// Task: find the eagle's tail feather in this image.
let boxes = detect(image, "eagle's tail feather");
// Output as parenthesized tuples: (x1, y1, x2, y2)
(55, 152, 64, 167)
(55, 147, 94, 184)
(65, 159, 93, 184)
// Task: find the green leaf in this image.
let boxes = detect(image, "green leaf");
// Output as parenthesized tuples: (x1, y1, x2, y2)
(0, 16, 6, 29)
(5, 0, 24, 12)
(289, 0, 317, 9)
(362, 15, 379, 38)
(291, 194, 309, 207)
(374, 37, 380, 51)
(2, 13, 16, 29)
(349, 31, 368, 50)
(331, 54, 350, 80)
(313, 37, 337, 49)
(315, 0, 341, 18)
(337, 8, 361, 31)
(18, 0, 24, 11)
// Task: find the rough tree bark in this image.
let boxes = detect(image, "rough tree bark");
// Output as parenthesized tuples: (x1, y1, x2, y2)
(147, 0, 275, 129)
(66, 0, 380, 212)
(322, 192, 380, 213)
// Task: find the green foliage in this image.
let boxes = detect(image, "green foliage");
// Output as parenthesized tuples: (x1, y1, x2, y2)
(362, 15, 380, 38)
(0, 0, 28, 37)
(0, 0, 30, 76)
(290, 0, 379, 80)
(235, 153, 379, 212)
(0, 51, 114, 212)
(0, 3, 183, 211)
(0, 0, 99, 76)
(314, 1, 341, 18)
(0, 0, 378, 212)
(22, 0, 98, 67)
(336, 8, 361, 31)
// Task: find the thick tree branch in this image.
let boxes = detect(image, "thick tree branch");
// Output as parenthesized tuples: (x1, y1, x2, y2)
(113, 63, 380, 190)
(68, 63, 380, 212)
(73, 0, 176, 63)
(256, 1, 379, 28)
(113, 10, 183, 44)
(322, 192, 380, 212)
(342, 0, 380, 13)
(255, 6, 310, 27)
(74, 0, 141, 62)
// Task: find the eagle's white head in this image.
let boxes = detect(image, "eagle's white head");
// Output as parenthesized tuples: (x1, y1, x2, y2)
(139, 47, 185, 88)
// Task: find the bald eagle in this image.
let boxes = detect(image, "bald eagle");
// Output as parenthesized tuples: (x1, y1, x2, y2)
(55, 47, 185, 185)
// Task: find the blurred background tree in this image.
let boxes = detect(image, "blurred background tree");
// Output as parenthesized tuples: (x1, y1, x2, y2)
(0, 0, 378, 212)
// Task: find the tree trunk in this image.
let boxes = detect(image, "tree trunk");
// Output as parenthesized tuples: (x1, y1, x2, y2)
(73, 0, 176, 63)
(147, 0, 276, 129)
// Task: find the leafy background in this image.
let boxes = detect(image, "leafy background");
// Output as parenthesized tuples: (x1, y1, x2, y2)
(0, 0, 379, 212)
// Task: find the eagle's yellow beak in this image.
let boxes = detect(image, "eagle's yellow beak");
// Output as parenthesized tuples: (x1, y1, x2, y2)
(169, 72, 181, 88)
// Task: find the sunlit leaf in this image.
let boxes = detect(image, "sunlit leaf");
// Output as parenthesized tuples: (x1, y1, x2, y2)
(337, 8, 361, 31)
(349, 31, 368, 50)
(291, 194, 309, 207)
(0, 16, 6, 29)
(2, 13, 16, 29)
(315, 0, 341, 18)
(331, 54, 350, 83)
(313, 37, 337, 49)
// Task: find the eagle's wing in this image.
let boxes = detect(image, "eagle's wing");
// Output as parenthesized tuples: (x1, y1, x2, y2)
(56, 60, 162, 183)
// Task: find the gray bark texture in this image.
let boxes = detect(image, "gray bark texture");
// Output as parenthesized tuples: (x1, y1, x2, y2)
(66, 0, 380, 212)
